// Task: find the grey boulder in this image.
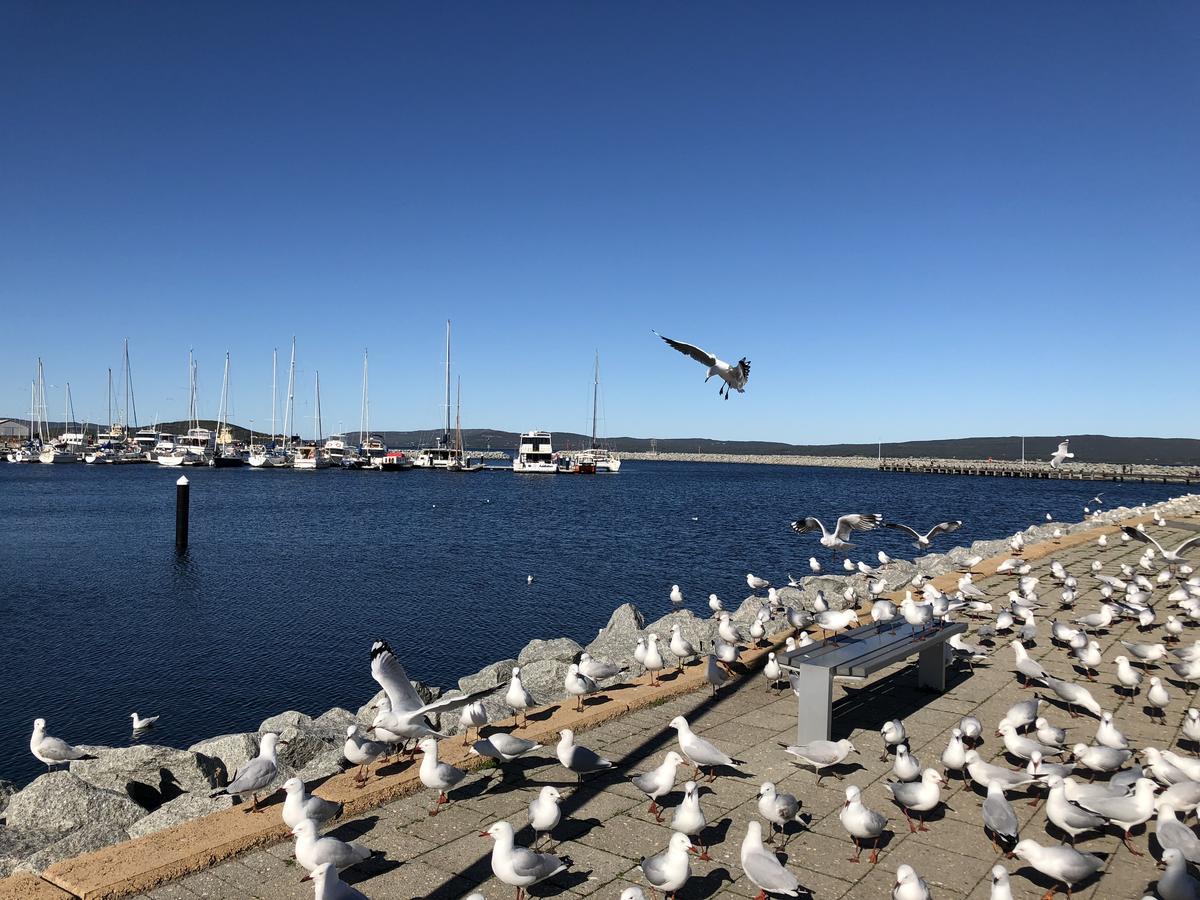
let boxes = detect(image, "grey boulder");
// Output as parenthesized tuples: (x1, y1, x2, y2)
(518, 637, 584, 665)
(69, 744, 222, 810)
(5, 772, 143, 836)
(127, 792, 236, 839)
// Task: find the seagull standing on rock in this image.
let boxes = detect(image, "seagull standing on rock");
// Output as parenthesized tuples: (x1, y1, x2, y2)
(29, 718, 97, 772)
(747, 573, 770, 592)
(210, 732, 284, 813)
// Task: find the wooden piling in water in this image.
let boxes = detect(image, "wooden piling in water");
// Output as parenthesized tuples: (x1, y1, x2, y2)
(175, 475, 189, 551)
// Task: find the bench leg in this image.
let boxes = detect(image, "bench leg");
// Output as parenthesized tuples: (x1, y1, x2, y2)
(793, 666, 833, 743)
(917, 643, 949, 691)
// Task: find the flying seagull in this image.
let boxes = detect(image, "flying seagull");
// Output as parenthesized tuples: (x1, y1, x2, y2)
(652, 330, 749, 400)
(791, 514, 884, 550)
(883, 520, 963, 550)
(1120, 526, 1200, 564)
(1049, 440, 1074, 468)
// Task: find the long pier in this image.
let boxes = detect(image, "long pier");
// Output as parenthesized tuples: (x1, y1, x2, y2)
(878, 459, 1200, 484)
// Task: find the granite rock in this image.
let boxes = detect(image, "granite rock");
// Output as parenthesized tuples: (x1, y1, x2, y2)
(5, 772, 142, 836)
(518, 637, 584, 665)
(14, 823, 132, 875)
(584, 603, 646, 666)
(69, 744, 222, 811)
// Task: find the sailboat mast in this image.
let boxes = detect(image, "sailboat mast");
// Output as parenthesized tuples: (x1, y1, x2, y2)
(314, 372, 323, 442)
(29, 381, 35, 442)
(107, 368, 114, 433)
(591, 352, 599, 449)
(444, 319, 451, 440)
(359, 349, 369, 447)
(284, 337, 296, 449)
(456, 376, 463, 456)
(218, 352, 230, 433)
(270, 348, 277, 444)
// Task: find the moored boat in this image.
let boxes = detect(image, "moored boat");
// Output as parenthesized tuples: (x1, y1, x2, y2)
(512, 431, 557, 473)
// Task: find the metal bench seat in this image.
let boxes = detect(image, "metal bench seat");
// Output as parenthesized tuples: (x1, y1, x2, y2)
(778, 619, 967, 743)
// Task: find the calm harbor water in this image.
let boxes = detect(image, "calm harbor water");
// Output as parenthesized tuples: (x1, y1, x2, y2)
(0, 460, 1184, 785)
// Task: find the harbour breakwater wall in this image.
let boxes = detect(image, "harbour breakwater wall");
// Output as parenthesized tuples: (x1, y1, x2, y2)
(2, 493, 1200, 878)
(618, 451, 1200, 481)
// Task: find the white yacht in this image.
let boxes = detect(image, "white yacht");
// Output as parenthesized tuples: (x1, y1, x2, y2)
(512, 431, 557, 473)
(292, 444, 330, 470)
(322, 434, 349, 466)
(413, 440, 461, 469)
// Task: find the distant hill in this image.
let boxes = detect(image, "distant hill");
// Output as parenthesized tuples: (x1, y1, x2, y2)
(11, 420, 1199, 465)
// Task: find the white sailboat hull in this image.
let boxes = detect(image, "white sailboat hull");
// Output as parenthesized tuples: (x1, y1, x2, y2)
(39, 449, 77, 464)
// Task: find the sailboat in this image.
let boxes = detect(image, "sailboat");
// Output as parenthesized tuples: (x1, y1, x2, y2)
(211, 353, 245, 467)
(293, 370, 331, 469)
(448, 378, 483, 472)
(86, 369, 121, 463)
(40, 379, 86, 463)
(414, 320, 469, 470)
(159, 352, 210, 466)
(249, 345, 291, 467)
(573, 352, 622, 473)
(9, 379, 42, 462)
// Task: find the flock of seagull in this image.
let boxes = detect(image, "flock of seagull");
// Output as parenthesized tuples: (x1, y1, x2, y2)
(24, 502, 1200, 900)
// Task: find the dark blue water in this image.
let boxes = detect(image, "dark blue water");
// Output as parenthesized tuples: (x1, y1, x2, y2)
(0, 460, 1182, 784)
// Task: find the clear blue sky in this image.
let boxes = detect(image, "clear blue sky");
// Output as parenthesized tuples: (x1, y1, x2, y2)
(2, 3, 1197, 443)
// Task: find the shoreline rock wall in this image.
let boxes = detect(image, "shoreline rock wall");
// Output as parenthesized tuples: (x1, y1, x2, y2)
(2, 492, 1198, 875)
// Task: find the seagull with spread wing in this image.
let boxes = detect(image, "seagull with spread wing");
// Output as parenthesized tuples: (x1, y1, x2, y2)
(1120, 526, 1200, 564)
(790, 513, 884, 550)
(884, 520, 963, 550)
(368, 640, 493, 746)
(652, 330, 749, 399)
(1049, 440, 1074, 468)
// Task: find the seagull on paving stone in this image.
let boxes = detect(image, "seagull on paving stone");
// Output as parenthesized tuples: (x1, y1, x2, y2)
(893, 864, 932, 900)
(29, 718, 96, 772)
(886, 768, 944, 832)
(481, 820, 570, 900)
(1074, 777, 1158, 855)
(1012, 840, 1102, 898)
(964, 750, 1036, 791)
(631, 751, 686, 822)
(528, 786, 562, 849)
(556, 728, 613, 783)
(884, 519, 964, 550)
(291, 819, 373, 875)
(1154, 803, 1200, 864)
(784, 739, 858, 783)
(300, 862, 369, 900)
(669, 715, 743, 781)
(880, 719, 907, 760)
(672, 780, 710, 859)
(1042, 775, 1105, 845)
(791, 513, 884, 550)
(741, 821, 801, 899)
(1159, 847, 1200, 900)
(652, 330, 750, 400)
(418, 737, 466, 815)
(210, 732, 284, 812)
(840, 785, 888, 863)
(982, 781, 1020, 854)
(757, 782, 804, 845)
(641, 832, 693, 898)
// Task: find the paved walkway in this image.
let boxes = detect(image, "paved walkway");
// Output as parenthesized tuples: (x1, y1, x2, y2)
(143, 519, 1200, 899)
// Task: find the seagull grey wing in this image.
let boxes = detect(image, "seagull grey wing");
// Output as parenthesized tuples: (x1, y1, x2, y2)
(744, 848, 799, 893)
(370, 641, 423, 713)
(491, 734, 539, 756)
(930, 521, 963, 538)
(688, 736, 732, 766)
(790, 517, 823, 535)
(835, 514, 884, 540)
(864, 806, 888, 834)
(983, 795, 1018, 838)
(306, 795, 343, 822)
(226, 757, 276, 793)
(37, 735, 86, 762)
(436, 761, 466, 787)
(416, 686, 497, 717)
(887, 782, 922, 807)
(1174, 535, 1200, 556)
(640, 850, 671, 886)
(571, 745, 612, 772)
(883, 522, 922, 540)
(632, 772, 658, 793)
(787, 742, 836, 765)
(653, 331, 717, 367)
